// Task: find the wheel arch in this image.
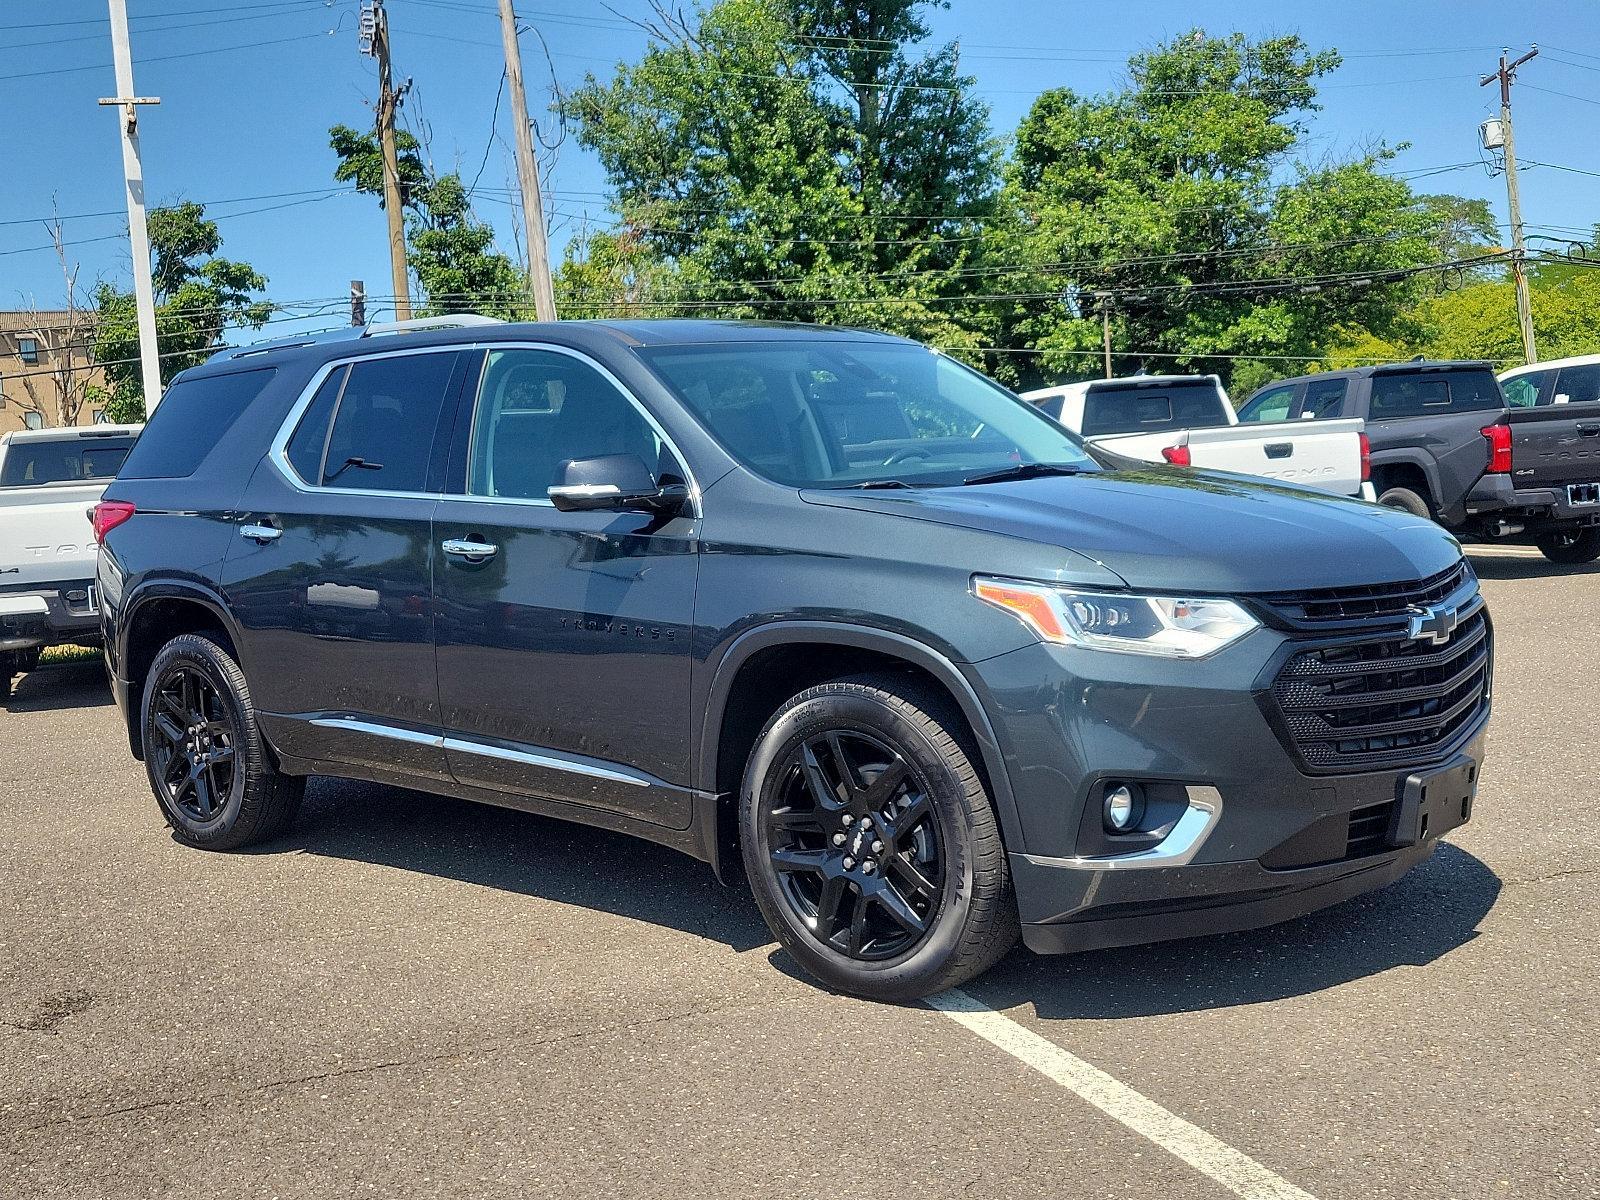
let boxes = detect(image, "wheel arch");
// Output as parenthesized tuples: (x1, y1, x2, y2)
(1369, 452, 1440, 511)
(119, 581, 246, 760)
(696, 622, 1021, 881)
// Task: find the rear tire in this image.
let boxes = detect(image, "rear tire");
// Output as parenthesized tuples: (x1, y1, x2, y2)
(140, 633, 304, 850)
(1535, 527, 1600, 564)
(1377, 486, 1432, 519)
(739, 673, 1018, 1002)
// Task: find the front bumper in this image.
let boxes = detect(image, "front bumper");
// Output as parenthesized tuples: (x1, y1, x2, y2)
(967, 632, 1489, 956)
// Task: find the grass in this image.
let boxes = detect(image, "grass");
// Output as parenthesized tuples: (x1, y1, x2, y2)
(38, 644, 100, 666)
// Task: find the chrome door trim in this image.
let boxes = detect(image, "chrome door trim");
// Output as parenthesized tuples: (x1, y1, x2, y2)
(309, 716, 444, 748)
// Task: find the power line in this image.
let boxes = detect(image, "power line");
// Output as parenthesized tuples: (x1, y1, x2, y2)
(0, 2, 347, 52)
(0, 30, 336, 84)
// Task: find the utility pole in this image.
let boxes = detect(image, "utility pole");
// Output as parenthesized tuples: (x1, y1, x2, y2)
(350, 280, 366, 326)
(99, 0, 162, 415)
(362, 0, 411, 321)
(1096, 292, 1113, 379)
(496, 0, 557, 320)
(1482, 45, 1539, 364)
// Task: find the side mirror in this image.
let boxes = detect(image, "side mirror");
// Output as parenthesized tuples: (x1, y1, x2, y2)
(548, 453, 688, 514)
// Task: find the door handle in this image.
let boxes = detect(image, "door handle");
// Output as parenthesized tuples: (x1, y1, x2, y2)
(240, 523, 282, 543)
(1264, 442, 1294, 459)
(442, 538, 498, 562)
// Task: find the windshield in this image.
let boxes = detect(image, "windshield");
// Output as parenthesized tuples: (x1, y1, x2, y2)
(0, 436, 135, 487)
(639, 341, 1097, 488)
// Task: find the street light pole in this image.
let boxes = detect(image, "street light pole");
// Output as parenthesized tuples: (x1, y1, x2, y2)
(100, 0, 163, 415)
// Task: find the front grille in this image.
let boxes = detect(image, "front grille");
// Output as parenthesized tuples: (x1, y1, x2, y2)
(1258, 559, 1472, 625)
(1269, 606, 1490, 771)
(1345, 801, 1395, 858)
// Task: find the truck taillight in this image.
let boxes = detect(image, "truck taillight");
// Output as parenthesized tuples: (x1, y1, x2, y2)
(90, 500, 136, 544)
(1359, 432, 1371, 482)
(1161, 445, 1191, 467)
(1481, 423, 1513, 475)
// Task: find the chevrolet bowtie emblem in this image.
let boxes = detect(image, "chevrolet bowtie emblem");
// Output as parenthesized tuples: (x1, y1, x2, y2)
(1406, 603, 1460, 646)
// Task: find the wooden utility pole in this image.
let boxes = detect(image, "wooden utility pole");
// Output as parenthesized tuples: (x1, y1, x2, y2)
(363, 0, 411, 321)
(1097, 293, 1114, 378)
(1482, 45, 1539, 364)
(100, 0, 163, 414)
(496, 0, 557, 320)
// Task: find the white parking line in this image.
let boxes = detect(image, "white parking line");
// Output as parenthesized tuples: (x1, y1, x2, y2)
(927, 989, 1316, 1200)
(1466, 546, 1542, 558)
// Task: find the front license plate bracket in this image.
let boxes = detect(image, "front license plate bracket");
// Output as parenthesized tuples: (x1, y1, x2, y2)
(1393, 758, 1478, 848)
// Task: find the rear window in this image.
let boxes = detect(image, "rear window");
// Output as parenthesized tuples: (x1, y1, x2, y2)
(0, 435, 135, 486)
(1080, 382, 1228, 436)
(1368, 369, 1504, 419)
(118, 368, 277, 479)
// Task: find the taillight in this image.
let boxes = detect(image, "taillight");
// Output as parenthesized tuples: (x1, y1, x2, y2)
(1359, 432, 1371, 483)
(1481, 423, 1512, 475)
(1161, 445, 1192, 466)
(90, 500, 136, 544)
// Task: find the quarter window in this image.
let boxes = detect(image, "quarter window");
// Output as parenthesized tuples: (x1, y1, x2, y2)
(311, 353, 460, 492)
(466, 348, 672, 502)
(119, 367, 277, 479)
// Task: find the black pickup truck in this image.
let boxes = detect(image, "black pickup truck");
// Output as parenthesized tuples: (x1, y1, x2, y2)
(1240, 361, 1600, 562)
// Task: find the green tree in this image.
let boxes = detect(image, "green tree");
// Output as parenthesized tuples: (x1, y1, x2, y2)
(95, 201, 270, 423)
(989, 31, 1478, 391)
(328, 125, 526, 317)
(565, 0, 997, 350)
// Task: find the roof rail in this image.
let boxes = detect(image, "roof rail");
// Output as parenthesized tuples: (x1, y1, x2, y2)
(208, 313, 504, 363)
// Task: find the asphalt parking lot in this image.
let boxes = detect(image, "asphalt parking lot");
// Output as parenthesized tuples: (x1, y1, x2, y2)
(2, 546, 1596, 1200)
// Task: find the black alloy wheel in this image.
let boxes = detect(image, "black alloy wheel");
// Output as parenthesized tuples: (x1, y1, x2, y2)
(765, 729, 944, 960)
(148, 664, 239, 823)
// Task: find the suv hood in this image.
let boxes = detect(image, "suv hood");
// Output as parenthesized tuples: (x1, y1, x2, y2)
(802, 468, 1461, 593)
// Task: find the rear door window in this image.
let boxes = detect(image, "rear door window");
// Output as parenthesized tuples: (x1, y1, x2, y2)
(1368, 370, 1504, 419)
(1079, 383, 1228, 436)
(311, 353, 461, 492)
(1298, 379, 1348, 419)
(1238, 384, 1295, 423)
(1501, 371, 1547, 409)
(117, 368, 277, 479)
(1554, 364, 1600, 405)
(0, 435, 136, 486)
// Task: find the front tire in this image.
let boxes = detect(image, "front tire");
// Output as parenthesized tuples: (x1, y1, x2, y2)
(1535, 527, 1600, 564)
(739, 673, 1018, 1002)
(140, 633, 304, 850)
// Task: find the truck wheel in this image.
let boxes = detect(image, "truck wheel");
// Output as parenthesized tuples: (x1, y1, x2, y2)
(739, 673, 1018, 1002)
(1377, 486, 1432, 519)
(140, 633, 304, 850)
(1535, 528, 1600, 564)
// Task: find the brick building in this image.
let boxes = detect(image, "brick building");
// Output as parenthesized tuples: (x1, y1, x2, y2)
(0, 309, 109, 433)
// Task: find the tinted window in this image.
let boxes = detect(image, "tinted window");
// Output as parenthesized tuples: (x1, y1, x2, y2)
(1079, 383, 1228, 436)
(0, 435, 135, 486)
(118, 368, 276, 479)
(1554, 364, 1600, 404)
(319, 353, 459, 491)
(1238, 385, 1294, 423)
(1369, 370, 1503, 419)
(1301, 379, 1348, 419)
(284, 366, 347, 483)
(642, 342, 1093, 488)
(1501, 372, 1544, 409)
(467, 349, 671, 501)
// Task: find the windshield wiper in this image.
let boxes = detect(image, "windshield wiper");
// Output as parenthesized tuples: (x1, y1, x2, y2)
(960, 462, 1086, 486)
(840, 479, 916, 490)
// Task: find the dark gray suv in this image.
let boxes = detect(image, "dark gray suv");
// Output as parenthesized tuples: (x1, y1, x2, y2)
(95, 318, 1491, 1000)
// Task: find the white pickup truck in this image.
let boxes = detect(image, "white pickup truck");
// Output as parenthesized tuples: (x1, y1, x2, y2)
(0, 425, 142, 698)
(1022, 375, 1375, 500)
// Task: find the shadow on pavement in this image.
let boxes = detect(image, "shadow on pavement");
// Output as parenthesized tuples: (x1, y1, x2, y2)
(280, 776, 774, 952)
(5, 660, 114, 713)
(968, 841, 1499, 1020)
(1465, 552, 1600, 580)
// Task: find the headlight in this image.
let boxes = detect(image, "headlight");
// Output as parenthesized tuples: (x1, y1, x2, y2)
(972, 577, 1259, 658)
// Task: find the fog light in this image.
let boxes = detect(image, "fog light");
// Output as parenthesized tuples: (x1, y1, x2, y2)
(1103, 783, 1142, 832)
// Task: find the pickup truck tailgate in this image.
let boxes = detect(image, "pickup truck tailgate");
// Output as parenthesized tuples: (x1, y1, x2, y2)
(1506, 401, 1600, 490)
(1091, 418, 1367, 496)
(0, 483, 105, 589)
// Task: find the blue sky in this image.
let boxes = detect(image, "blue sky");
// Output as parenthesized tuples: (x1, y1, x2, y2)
(2, 0, 1597, 335)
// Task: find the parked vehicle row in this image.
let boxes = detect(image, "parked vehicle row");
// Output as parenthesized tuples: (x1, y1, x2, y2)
(90, 316, 1488, 1001)
(1022, 374, 1373, 499)
(0, 424, 142, 697)
(1238, 361, 1600, 563)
